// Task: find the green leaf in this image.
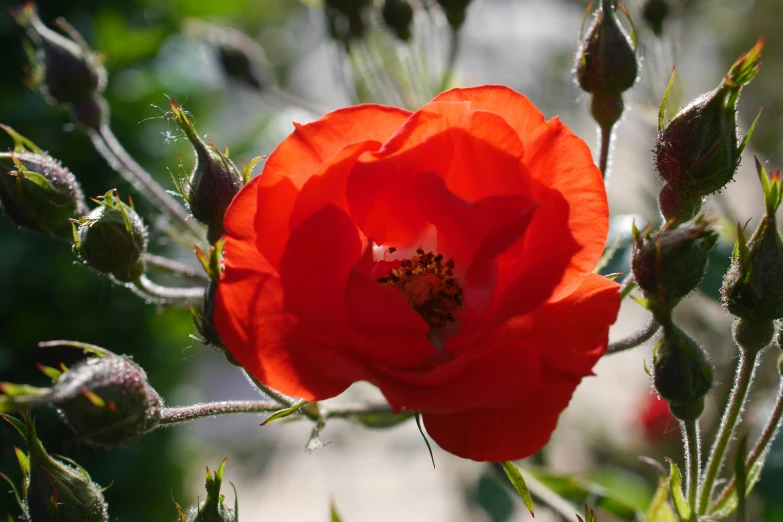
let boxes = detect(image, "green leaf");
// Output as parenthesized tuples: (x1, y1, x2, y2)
(414, 413, 435, 469)
(0, 472, 23, 512)
(659, 67, 676, 131)
(260, 399, 308, 426)
(502, 461, 535, 517)
(36, 364, 62, 382)
(0, 413, 28, 439)
(330, 501, 343, 522)
(646, 477, 677, 522)
(666, 458, 692, 521)
(350, 411, 413, 429)
(709, 454, 764, 517)
(576, 504, 598, 522)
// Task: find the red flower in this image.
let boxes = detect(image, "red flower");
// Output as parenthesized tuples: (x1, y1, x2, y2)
(214, 86, 620, 462)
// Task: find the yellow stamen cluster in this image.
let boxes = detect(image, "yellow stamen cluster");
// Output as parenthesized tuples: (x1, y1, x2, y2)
(377, 248, 463, 329)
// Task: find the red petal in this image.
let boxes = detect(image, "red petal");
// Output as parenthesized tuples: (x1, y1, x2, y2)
(422, 368, 579, 462)
(254, 105, 411, 269)
(280, 204, 362, 323)
(367, 338, 541, 413)
(346, 101, 531, 247)
(507, 273, 620, 377)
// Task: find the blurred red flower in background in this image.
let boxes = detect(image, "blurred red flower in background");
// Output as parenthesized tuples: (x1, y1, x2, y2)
(214, 85, 620, 461)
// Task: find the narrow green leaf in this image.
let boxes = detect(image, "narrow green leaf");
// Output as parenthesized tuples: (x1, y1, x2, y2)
(414, 412, 435, 468)
(36, 364, 62, 382)
(37, 340, 111, 357)
(330, 501, 343, 522)
(665, 458, 692, 521)
(0, 472, 23, 511)
(0, 414, 27, 439)
(659, 67, 676, 131)
(260, 399, 308, 426)
(502, 461, 535, 518)
(646, 477, 677, 522)
(738, 108, 763, 160)
(735, 436, 749, 522)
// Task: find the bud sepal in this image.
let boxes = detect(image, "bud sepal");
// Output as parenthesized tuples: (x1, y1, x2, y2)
(175, 459, 238, 522)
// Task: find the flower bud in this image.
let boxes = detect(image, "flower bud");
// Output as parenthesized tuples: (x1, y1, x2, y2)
(722, 158, 783, 322)
(574, 0, 638, 96)
(653, 324, 714, 420)
(73, 189, 148, 282)
(643, 0, 669, 36)
(12, 3, 108, 129)
(0, 125, 88, 240)
(324, 0, 370, 42)
(170, 102, 243, 244)
(1, 345, 162, 448)
(437, 0, 474, 30)
(732, 317, 775, 355)
(2, 414, 109, 522)
(655, 40, 763, 198)
(175, 459, 237, 522)
(658, 183, 702, 226)
(632, 216, 718, 307)
(183, 20, 268, 92)
(382, 0, 414, 41)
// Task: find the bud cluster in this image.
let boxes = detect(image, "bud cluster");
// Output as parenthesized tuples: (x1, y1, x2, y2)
(0, 344, 162, 448)
(175, 459, 238, 522)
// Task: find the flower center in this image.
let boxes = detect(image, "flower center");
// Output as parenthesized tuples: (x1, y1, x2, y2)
(377, 248, 464, 329)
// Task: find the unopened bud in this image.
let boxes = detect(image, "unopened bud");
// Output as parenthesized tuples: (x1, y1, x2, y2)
(12, 3, 108, 129)
(2, 414, 109, 522)
(574, 0, 638, 96)
(73, 189, 148, 282)
(169, 102, 243, 243)
(0, 125, 88, 240)
(643, 0, 669, 36)
(658, 183, 702, 226)
(722, 158, 783, 322)
(183, 20, 268, 91)
(324, 0, 370, 42)
(1, 344, 162, 448)
(632, 216, 718, 306)
(175, 459, 237, 522)
(732, 317, 775, 355)
(655, 40, 763, 198)
(653, 324, 714, 420)
(382, 0, 414, 41)
(437, 0, 473, 30)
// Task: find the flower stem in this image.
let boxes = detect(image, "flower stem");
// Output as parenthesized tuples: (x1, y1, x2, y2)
(682, 419, 701, 510)
(142, 253, 210, 283)
(710, 379, 783, 513)
(598, 123, 613, 180)
(606, 315, 660, 354)
(698, 349, 758, 515)
(132, 274, 205, 304)
(438, 27, 460, 93)
(89, 124, 204, 240)
(158, 400, 281, 426)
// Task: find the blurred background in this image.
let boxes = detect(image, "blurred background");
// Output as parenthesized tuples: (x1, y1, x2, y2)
(0, 0, 782, 520)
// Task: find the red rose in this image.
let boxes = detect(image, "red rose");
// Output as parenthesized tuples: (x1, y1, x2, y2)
(214, 85, 620, 462)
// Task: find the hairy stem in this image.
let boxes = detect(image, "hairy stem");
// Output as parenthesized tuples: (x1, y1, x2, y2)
(606, 315, 660, 354)
(598, 123, 613, 179)
(682, 419, 701, 510)
(142, 253, 210, 283)
(132, 275, 205, 304)
(698, 349, 758, 514)
(89, 124, 204, 239)
(710, 380, 783, 513)
(158, 400, 281, 425)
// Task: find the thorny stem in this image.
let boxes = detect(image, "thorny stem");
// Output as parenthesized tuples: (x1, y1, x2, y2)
(132, 274, 205, 304)
(438, 27, 460, 93)
(158, 400, 281, 425)
(710, 380, 783, 513)
(682, 419, 701, 511)
(606, 315, 660, 354)
(698, 349, 759, 515)
(142, 253, 210, 283)
(89, 124, 204, 240)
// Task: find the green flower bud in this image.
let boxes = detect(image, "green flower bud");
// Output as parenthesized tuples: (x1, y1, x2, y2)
(722, 158, 783, 322)
(0, 125, 88, 240)
(437, 0, 474, 30)
(169, 102, 244, 244)
(1, 344, 162, 448)
(574, 0, 638, 96)
(175, 459, 237, 522)
(73, 189, 148, 282)
(655, 40, 763, 198)
(382, 0, 414, 42)
(12, 3, 107, 129)
(2, 414, 109, 522)
(732, 317, 775, 355)
(642, 0, 669, 36)
(632, 216, 719, 307)
(658, 183, 702, 226)
(653, 324, 714, 420)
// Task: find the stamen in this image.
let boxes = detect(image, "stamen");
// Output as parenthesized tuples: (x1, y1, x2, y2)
(378, 247, 463, 329)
